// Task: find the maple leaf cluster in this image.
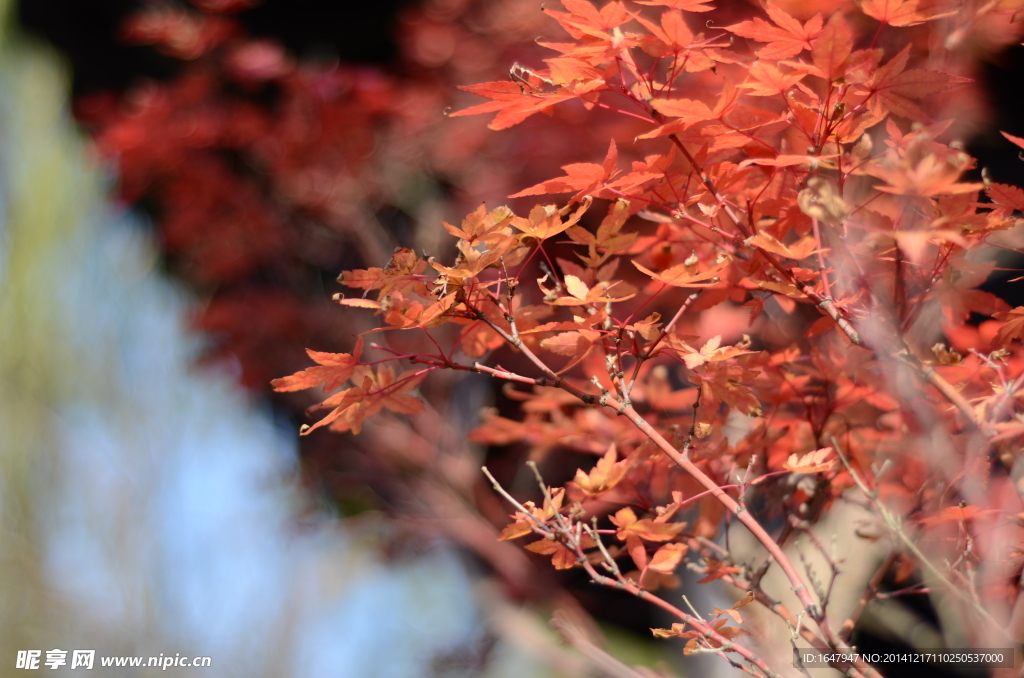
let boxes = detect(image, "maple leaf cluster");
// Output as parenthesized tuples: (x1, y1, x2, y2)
(79, 0, 1024, 674)
(270, 0, 1024, 673)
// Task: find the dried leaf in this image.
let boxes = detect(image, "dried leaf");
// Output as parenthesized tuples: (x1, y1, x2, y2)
(784, 447, 838, 473)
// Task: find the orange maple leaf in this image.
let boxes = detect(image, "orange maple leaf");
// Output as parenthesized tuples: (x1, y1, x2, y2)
(524, 311, 608, 336)
(271, 336, 364, 393)
(339, 248, 429, 298)
(986, 182, 1024, 213)
(867, 135, 980, 198)
(610, 506, 685, 571)
(567, 200, 640, 267)
(545, 56, 608, 87)
(442, 203, 515, 244)
(860, 0, 958, 27)
(738, 153, 839, 169)
(524, 538, 579, 570)
(691, 361, 761, 416)
(610, 507, 684, 542)
(450, 80, 575, 131)
(510, 140, 618, 201)
(633, 256, 731, 288)
(551, 275, 633, 306)
(746, 232, 819, 260)
(539, 329, 599, 356)
(675, 334, 751, 369)
(624, 312, 662, 341)
(511, 200, 592, 240)
(381, 291, 458, 330)
(696, 558, 743, 584)
(738, 61, 806, 96)
(542, 0, 631, 42)
(306, 365, 426, 435)
(810, 13, 854, 82)
(993, 307, 1024, 347)
(431, 237, 520, 287)
(647, 543, 688, 573)
(632, 9, 695, 56)
(725, 1, 823, 59)
(649, 97, 712, 123)
(636, 0, 714, 11)
(641, 80, 738, 139)
(573, 444, 635, 495)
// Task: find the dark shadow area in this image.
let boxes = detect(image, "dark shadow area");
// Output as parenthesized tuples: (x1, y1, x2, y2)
(18, 0, 414, 96)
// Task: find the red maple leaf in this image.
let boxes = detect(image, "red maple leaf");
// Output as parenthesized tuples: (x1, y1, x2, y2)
(861, 45, 970, 122)
(986, 182, 1024, 213)
(993, 307, 1024, 347)
(1003, 131, 1024, 152)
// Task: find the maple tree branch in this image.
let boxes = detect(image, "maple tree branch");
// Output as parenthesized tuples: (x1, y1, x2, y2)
(647, 109, 749, 238)
(896, 349, 985, 431)
(466, 302, 609, 405)
(673, 138, 749, 236)
(624, 290, 700, 394)
(471, 361, 558, 387)
(472, 293, 880, 673)
(593, 394, 881, 671)
(577, 533, 778, 676)
(985, 370, 1024, 464)
(481, 466, 553, 537)
(548, 613, 653, 678)
(831, 438, 1010, 640)
(486, 462, 782, 677)
(811, 217, 833, 301)
(748, 522, 797, 596)
(644, 291, 700, 360)
(484, 283, 522, 344)
(682, 560, 873, 678)
(578, 549, 779, 677)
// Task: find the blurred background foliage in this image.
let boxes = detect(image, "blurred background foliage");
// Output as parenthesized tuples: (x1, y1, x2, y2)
(0, 2, 564, 676)
(5, 0, 1024, 676)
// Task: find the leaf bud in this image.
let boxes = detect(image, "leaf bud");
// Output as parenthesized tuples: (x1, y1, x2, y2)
(831, 101, 846, 121)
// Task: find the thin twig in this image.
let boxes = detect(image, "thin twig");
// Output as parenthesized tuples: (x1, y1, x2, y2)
(831, 437, 1010, 640)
